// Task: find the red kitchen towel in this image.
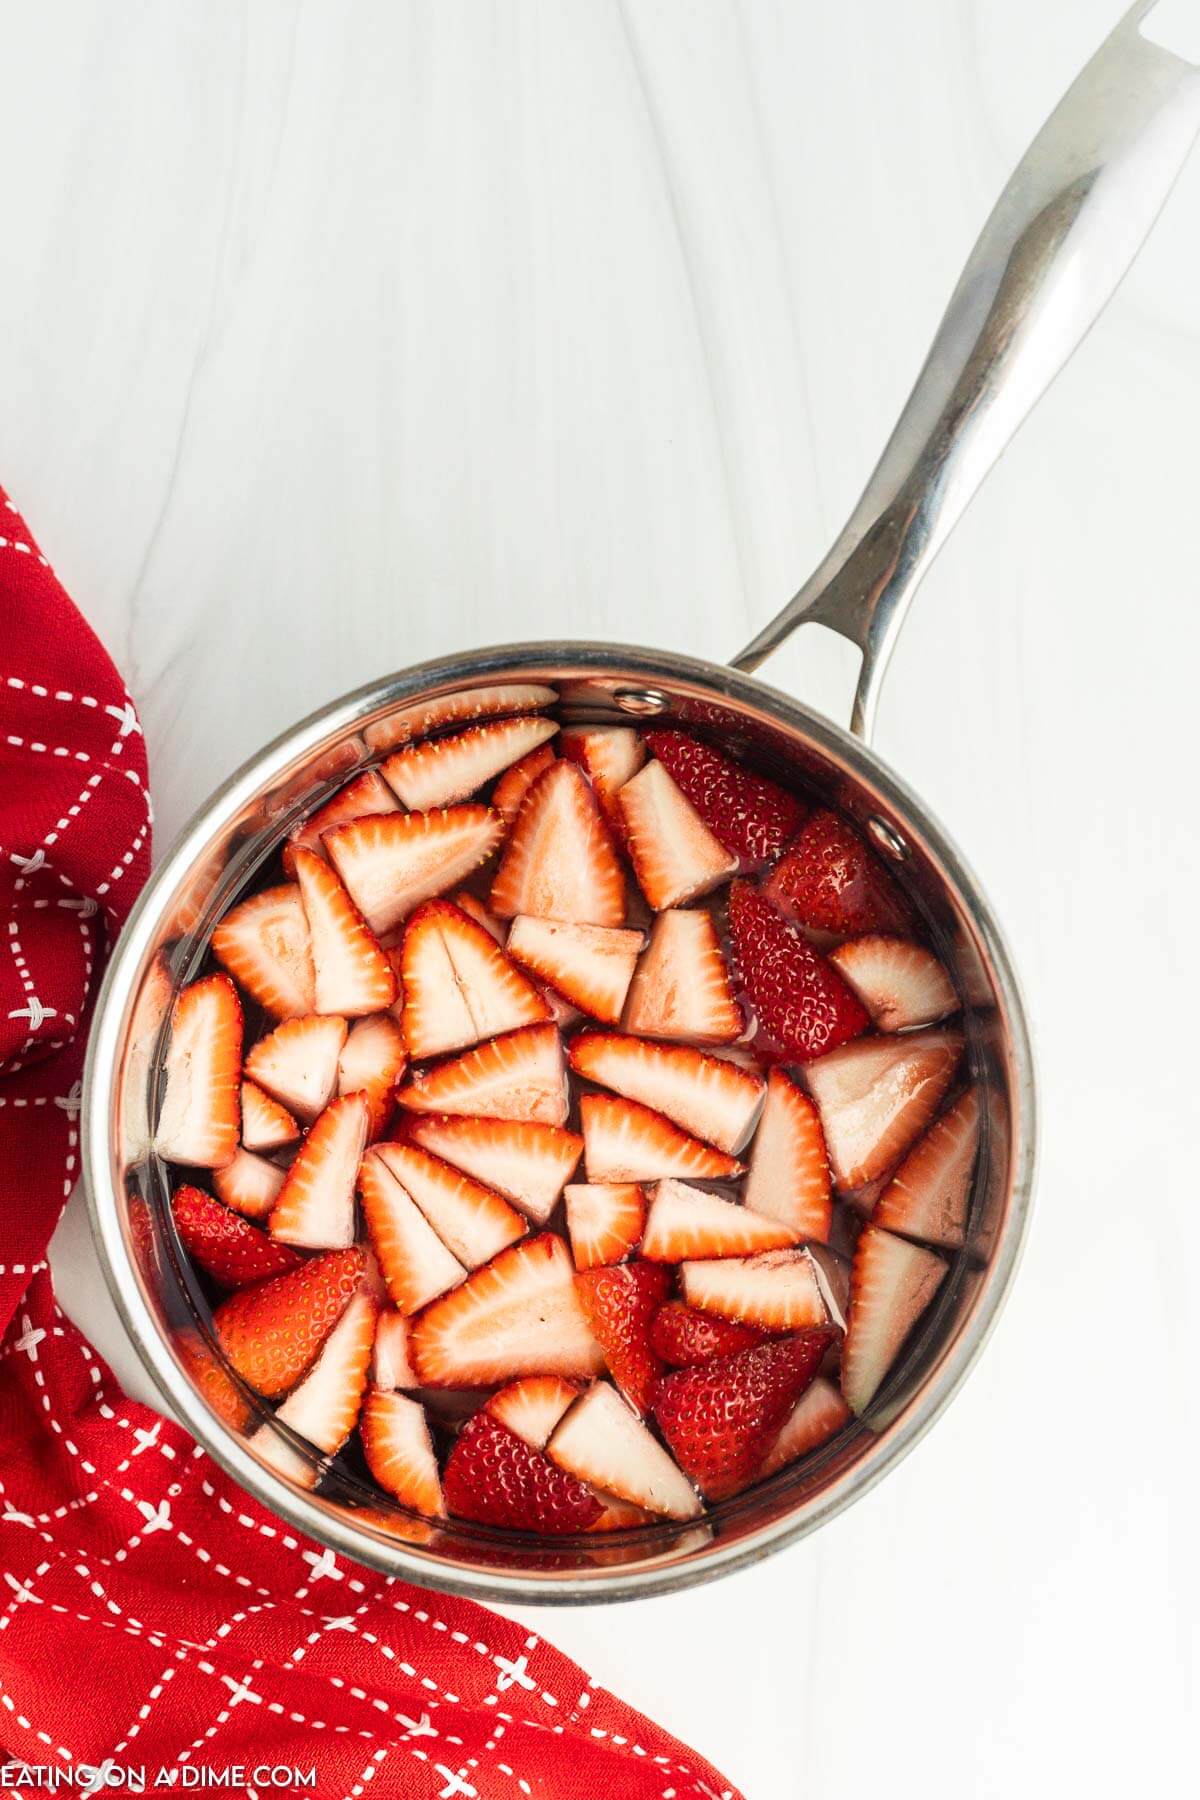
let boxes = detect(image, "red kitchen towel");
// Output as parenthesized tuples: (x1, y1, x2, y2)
(0, 487, 740, 1800)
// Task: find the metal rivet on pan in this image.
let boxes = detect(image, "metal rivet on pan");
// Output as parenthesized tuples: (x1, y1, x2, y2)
(867, 815, 909, 860)
(613, 688, 668, 716)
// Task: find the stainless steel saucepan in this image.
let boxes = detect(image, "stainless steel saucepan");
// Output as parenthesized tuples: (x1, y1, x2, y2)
(84, 4, 1200, 1602)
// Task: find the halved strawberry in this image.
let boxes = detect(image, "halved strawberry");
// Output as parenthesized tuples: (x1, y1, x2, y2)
(828, 936, 957, 1031)
(380, 716, 559, 811)
(617, 760, 737, 910)
(244, 1014, 348, 1122)
(360, 1388, 444, 1516)
(363, 682, 558, 754)
(653, 1331, 834, 1500)
(324, 806, 505, 937)
(213, 1147, 287, 1220)
(269, 1091, 369, 1248)
(240, 1080, 299, 1153)
(171, 1184, 301, 1286)
(802, 1027, 964, 1189)
(841, 1225, 948, 1415)
(569, 1032, 764, 1154)
(558, 726, 646, 827)
(292, 846, 398, 1017)
(680, 1247, 829, 1331)
(400, 898, 549, 1058)
(621, 907, 743, 1045)
(643, 731, 807, 866)
(742, 1068, 833, 1243)
(764, 808, 914, 937)
(489, 760, 626, 927)
(213, 1246, 366, 1397)
(507, 917, 644, 1025)
(212, 885, 316, 1019)
(337, 1012, 407, 1137)
(872, 1088, 979, 1251)
(358, 1147, 466, 1315)
(254, 1289, 379, 1485)
(374, 1141, 526, 1268)
(547, 1382, 700, 1520)
(575, 1261, 671, 1414)
(410, 1234, 604, 1387)
(402, 1113, 582, 1224)
(396, 1023, 568, 1126)
(154, 975, 242, 1168)
(443, 1408, 602, 1534)
(649, 1300, 766, 1368)
(283, 769, 401, 876)
(728, 882, 869, 1063)
(580, 1093, 743, 1183)
(564, 1183, 645, 1270)
(487, 1375, 580, 1449)
(372, 1308, 419, 1390)
(492, 743, 558, 825)
(641, 1179, 798, 1261)
(759, 1374, 853, 1477)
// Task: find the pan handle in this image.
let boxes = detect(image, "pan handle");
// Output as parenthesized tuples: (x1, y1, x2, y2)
(731, 0, 1200, 741)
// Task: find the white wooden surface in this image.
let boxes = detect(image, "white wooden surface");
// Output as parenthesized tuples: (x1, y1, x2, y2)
(2, 2, 1196, 1792)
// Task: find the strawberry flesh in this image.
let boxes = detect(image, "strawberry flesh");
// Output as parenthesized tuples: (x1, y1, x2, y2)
(644, 731, 806, 865)
(728, 881, 870, 1062)
(443, 1409, 602, 1534)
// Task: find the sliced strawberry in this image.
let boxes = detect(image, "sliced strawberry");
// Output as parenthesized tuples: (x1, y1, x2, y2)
(828, 936, 957, 1031)
(360, 1388, 444, 1516)
(396, 1023, 568, 1126)
(649, 1300, 766, 1368)
(213, 1147, 287, 1220)
(490, 761, 626, 926)
(507, 917, 643, 1025)
(213, 1246, 366, 1397)
(254, 1289, 379, 1484)
(641, 1179, 799, 1261)
(742, 1067, 833, 1242)
(400, 898, 549, 1058)
(176, 1328, 253, 1432)
(617, 759, 738, 910)
(569, 1032, 764, 1154)
(450, 890, 506, 942)
(124, 950, 174, 1160)
(244, 1013, 348, 1122)
(292, 846, 398, 1018)
(872, 1088, 979, 1251)
(558, 726, 646, 827)
(211, 885, 316, 1019)
(580, 1093, 743, 1183)
(588, 1491, 655, 1531)
(374, 1141, 526, 1268)
(621, 907, 743, 1045)
(358, 1147, 466, 1315)
(171, 1184, 301, 1287)
(380, 716, 559, 811)
(443, 1408, 602, 1534)
(363, 682, 558, 754)
(680, 1247, 829, 1331)
(492, 743, 558, 825)
(841, 1225, 948, 1414)
(402, 1114, 582, 1225)
(337, 1012, 407, 1137)
(643, 731, 807, 866)
(154, 974, 242, 1168)
(547, 1382, 700, 1520)
(487, 1375, 580, 1449)
(283, 769, 401, 877)
(653, 1331, 834, 1500)
(802, 1027, 964, 1189)
(324, 806, 505, 937)
(759, 1375, 853, 1477)
(574, 1262, 671, 1415)
(240, 1079, 299, 1153)
(410, 1234, 604, 1387)
(268, 1091, 368, 1248)
(372, 1308, 419, 1390)
(764, 808, 914, 937)
(564, 1183, 645, 1271)
(728, 881, 869, 1063)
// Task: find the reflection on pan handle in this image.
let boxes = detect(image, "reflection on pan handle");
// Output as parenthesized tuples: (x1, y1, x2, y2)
(732, 0, 1200, 741)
